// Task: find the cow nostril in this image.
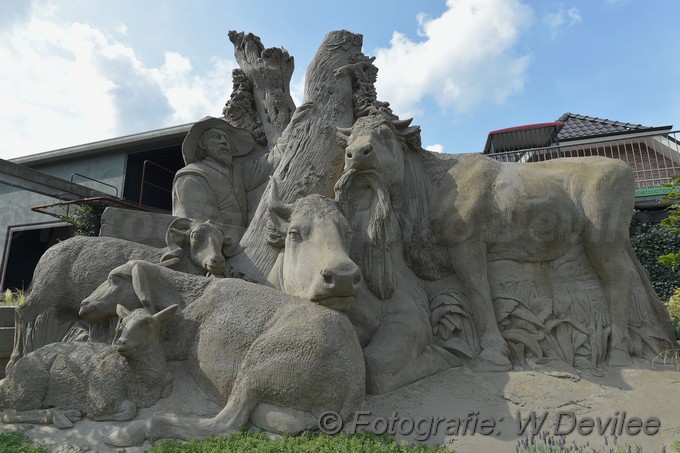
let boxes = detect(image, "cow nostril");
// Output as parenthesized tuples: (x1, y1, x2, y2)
(363, 148, 371, 156)
(321, 270, 333, 285)
(346, 152, 353, 159)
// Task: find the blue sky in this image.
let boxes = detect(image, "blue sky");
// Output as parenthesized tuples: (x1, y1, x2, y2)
(1, 0, 679, 159)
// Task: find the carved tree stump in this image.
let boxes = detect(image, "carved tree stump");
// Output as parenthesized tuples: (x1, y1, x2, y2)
(228, 31, 373, 281)
(228, 31, 296, 149)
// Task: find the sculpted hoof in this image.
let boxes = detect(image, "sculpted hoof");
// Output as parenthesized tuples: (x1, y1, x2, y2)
(104, 419, 149, 447)
(608, 347, 632, 366)
(474, 347, 512, 372)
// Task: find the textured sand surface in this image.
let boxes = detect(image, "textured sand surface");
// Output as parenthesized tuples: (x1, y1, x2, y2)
(2, 359, 679, 452)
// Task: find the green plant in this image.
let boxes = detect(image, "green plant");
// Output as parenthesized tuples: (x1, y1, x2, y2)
(0, 430, 48, 453)
(630, 221, 680, 302)
(1, 289, 26, 306)
(657, 175, 680, 270)
(149, 429, 451, 453)
(668, 288, 680, 339)
(515, 432, 644, 452)
(672, 439, 680, 452)
(62, 204, 104, 237)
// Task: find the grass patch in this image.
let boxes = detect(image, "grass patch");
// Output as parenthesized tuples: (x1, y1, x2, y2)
(0, 430, 48, 453)
(149, 430, 451, 452)
(1, 289, 25, 306)
(514, 432, 679, 452)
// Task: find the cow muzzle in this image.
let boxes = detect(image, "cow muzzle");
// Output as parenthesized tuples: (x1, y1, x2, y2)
(310, 262, 362, 312)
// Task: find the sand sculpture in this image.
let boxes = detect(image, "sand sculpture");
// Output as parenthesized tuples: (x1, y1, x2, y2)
(0, 30, 675, 447)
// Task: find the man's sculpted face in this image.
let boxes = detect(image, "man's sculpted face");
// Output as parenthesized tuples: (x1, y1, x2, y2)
(200, 128, 232, 166)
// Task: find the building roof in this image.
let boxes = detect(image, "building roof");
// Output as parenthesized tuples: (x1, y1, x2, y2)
(556, 113, 671, 141)
(10, 123, 192, 167)
(483, 122, 564, 154)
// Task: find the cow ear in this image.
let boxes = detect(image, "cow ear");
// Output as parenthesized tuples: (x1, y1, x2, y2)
(131, 261, 157, 313)
(116, 304, 131, 319)
(266, 219, 287, 249)
(336, 127, 351, 149)
(266, 177, 290, 249)
(267, 177, 292, 221)
(402, 125, 422, 149)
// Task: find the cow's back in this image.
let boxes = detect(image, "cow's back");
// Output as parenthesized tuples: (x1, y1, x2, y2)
(183, 278, 364, 416)
(522, 156, 635, 239)
(431, 154, 503, 245)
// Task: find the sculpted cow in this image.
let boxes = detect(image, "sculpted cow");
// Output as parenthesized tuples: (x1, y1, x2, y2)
(336, 109, 675, 370)
(8, 218, 230, 371)
(98, 183, 364, 446)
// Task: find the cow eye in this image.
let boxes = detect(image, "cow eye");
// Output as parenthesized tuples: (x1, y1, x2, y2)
(288, 229, 302, 242)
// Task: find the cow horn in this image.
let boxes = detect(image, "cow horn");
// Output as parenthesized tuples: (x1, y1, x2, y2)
(267, 177, 292, 221)
(392, 118, 413, 129)
(336, 126, 353, 136)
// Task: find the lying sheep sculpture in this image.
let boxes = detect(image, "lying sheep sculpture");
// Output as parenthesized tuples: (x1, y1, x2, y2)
(0, 301, 178, 428)
(8, 217, 230, 370)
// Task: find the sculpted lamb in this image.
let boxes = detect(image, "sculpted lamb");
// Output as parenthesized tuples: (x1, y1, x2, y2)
(0, 301, 178, 428)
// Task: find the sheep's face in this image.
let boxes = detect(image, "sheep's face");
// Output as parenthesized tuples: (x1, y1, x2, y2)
(114, 304, 178, 357)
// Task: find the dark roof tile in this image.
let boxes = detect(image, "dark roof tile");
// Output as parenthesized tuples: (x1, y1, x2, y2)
(556, 113, 649, 140)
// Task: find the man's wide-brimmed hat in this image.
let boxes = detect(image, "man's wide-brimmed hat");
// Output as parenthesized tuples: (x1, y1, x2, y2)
(182, 116, 255, 164)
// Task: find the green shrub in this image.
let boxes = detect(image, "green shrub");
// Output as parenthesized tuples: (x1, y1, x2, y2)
(630, 221, 680, 302)
(0, 430, 48, 453)
(1, 289, 26, 306)
(63, 204, 103, 237)
(149, 430, 451, 453)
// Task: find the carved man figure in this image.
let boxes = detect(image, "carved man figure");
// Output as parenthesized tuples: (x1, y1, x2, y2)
(172, 117, 278, 229)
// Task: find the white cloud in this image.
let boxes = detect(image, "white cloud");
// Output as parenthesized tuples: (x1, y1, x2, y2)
(114, 22, 128, 36)
(374, 0, 533, 119)
(290, 76, 305, 107)
(425, 144, 444, 153)
(0, 8, 236, 159)
(567, 7, 582, 25)
(544, 4, 582, 38)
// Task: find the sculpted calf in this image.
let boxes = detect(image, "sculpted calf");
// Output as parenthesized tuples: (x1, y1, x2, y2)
(9, 218, 230, 370)
(338, 110, 675, 369)
(100, 187, 364, 446)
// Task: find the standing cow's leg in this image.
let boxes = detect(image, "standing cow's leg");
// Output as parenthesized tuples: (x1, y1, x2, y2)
(580, 163, 636, 366)
(363, 305, 459, 394)
(448, 241, 511, 371)
(583, 238, 634, 365)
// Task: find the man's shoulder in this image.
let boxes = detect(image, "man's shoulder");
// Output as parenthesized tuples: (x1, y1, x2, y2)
(175, 161, 214, 178)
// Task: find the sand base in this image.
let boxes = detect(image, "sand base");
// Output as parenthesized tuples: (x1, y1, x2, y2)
(2, 359, 679, 452)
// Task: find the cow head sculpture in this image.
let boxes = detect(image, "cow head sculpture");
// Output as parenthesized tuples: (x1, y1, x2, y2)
(266, 177, 361, 311)
(337, 113, 421, 194)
